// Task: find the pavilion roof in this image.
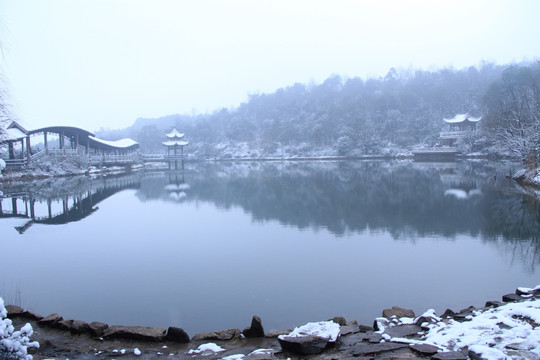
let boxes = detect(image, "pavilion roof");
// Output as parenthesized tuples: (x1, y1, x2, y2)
(443, 113, 482, 124)
(163, 140, 189, 147)
(166, 128, 185, 139)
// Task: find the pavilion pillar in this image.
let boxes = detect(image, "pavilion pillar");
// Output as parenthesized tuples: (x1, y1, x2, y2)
(20, 139, 24, 159)
(8, 142, 14, 159)
(86, 137, 89, 155)
(47, 199, 52, 219)
(29, 195, 35, 219)
(44, 132, 49, 155)
(26, 136, 31, 164)
(12, 198, 17, 215)
(61, 131, 66, 155)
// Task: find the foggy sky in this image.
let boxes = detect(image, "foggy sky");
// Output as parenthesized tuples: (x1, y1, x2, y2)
(1, 0, 539, 132)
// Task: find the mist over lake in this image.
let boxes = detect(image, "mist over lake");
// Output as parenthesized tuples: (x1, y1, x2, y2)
(1, 160, 538, 335)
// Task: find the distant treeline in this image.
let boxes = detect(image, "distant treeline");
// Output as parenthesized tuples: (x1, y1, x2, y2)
(96, 61, 540, 162)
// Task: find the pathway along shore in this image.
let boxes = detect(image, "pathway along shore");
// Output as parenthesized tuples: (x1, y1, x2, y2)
(3, 286, 540, 360)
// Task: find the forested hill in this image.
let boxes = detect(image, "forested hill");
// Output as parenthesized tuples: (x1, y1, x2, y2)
(97, 63, 513, 158)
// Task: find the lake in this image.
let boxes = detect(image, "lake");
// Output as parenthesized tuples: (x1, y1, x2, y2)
(0, 160, 538, 335)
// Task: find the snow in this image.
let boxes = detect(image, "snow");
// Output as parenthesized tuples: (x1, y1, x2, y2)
(134, 348, 141, 355)
(0, 297, 39, 360)
(162, 140, 189, 146)
(165, 128, 185, 139)
(88, 136, 139, 148)
(418, 298, 540, 359)
(220, 355, 244, 360)
(278, 321, 340, 342)
(443, 113, 482, 123)
(188, 343, 225, 354)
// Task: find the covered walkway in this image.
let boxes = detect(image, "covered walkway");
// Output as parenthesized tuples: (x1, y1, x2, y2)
(1, 121, 139, 166)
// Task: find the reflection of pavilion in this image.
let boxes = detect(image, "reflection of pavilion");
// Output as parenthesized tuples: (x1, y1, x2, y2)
(165, 172, 190, 201)
(163, 128, 188, 170)
(0, 175, 140, 234)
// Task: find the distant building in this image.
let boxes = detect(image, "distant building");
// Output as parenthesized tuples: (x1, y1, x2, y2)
(439, 113, 482, 147)
(163, 127, 188, 170)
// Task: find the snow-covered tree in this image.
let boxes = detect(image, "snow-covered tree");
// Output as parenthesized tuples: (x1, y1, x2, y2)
(483, 63, 540, 168)
(0, 298, 39, 360)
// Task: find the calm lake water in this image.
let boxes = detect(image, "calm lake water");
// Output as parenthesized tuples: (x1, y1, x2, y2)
(0, 160, 539, 335)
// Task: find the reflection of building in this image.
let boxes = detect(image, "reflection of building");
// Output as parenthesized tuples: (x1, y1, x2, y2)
(439, 113, 482, 147)
(165, 173, 190, 201)
(163, 128, 188, 170)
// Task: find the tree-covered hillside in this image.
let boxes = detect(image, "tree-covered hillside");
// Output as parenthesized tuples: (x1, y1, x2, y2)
(96, 62, 538, 160)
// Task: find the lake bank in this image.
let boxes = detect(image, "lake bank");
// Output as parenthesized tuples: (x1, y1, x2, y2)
(4, 286, 539, 360)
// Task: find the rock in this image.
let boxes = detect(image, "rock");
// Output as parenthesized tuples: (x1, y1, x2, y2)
(278, 335, 330, 355)
(441, 309, 455, 318)
(21, 310, 43, 320)
(485, 300, 504, 308)
(192, 328, 241, 341)
(357, 324, 374, 332)
(5, 305, 24, 317)
(353, 342, 408, 356)
(502, 293, 524, 302)
(431, 351, 468, 360)
(366, 332, 383, 343)
(346, 320, 358, 326)
(242, 315, 265, 338)
(265, 329, 291, 338)
(55, 319, 74, 331)
(382, 306, 415, 319)
(71, 320, 91, 334)
(515, 287, 533, 296)
(39, 313, 63, 326)
(165, 326, 190, 343)
(102, 325, 166, 342)
(330, 316, 347, 326)
(383, 324, 422, 338)
(409, 343, 440, 355)
(339, 324, 360, 336)
(88, 322, 109, 337)
(459, 305, 476, 313)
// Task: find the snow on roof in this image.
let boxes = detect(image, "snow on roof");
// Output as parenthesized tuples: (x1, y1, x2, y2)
(89, 136, 139, 148)
(166, 128, 185, 139)
(163, 140, 189, 146)
(4, 127, 27, 141)
(443, 113, 482, 124)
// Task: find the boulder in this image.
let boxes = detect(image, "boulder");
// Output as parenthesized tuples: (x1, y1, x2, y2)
(485, 300, 504, 308)
(21, 310, 43, 320)
(165, 326, 190, 343)
(5, 305, 24, 317)
(383, 324, 422, 338)
(242, 315, 265, 338)
(278, 335, 330, 355)
(88, 322, 109, 337)
(339, 324, 360, 336)
(357, 324, 374, 332)
(431, 351, 468, 360)
(39, 313, 63, 326)
(441, 309, 455, 318)
(55, 319, 74, 331)
(353, 342, 408, 356)
(329, 316, 347, 326)
(409, 343, 440, 355)
(502, 293, 524, 302)
(192, 328, 241, 341)
(265, 329, 291, 338)
(102, 325, 166, 342)
(382, 306, 415, 319)
(71, 320, 91, 334)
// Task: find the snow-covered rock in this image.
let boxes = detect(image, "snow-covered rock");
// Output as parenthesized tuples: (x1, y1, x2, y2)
(278, 321, 340, 355)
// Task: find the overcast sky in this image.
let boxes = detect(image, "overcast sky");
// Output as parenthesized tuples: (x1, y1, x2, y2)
(1, 0, 539, 132)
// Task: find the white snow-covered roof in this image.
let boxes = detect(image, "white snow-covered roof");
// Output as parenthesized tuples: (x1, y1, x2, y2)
(166, 128, 185, 139)
(89, 136, 139, 148)
(4, 127, 27, 141)
(163, 140, 189, 146)
(443, 113, 482, 124)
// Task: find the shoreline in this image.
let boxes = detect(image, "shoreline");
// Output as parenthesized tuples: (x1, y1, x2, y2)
(4, 286, 539, 360)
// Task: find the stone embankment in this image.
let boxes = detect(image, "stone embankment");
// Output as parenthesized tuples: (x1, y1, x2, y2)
(5, 286, 540, 360)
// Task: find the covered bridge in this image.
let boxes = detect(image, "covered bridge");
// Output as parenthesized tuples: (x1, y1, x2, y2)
(1, 121, 139, 165)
